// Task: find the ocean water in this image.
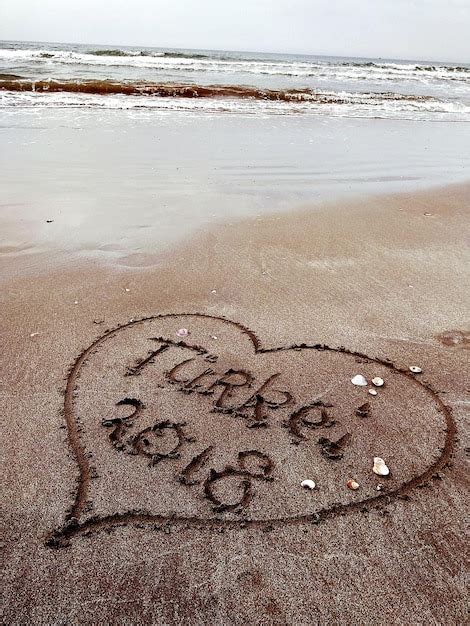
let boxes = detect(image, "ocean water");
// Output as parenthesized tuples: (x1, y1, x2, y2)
(1, 42, 470, 270)
(1, 41, 470, 121)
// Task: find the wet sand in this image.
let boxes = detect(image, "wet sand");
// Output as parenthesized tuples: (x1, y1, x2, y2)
(2, 108, 470, 281)
(1, 181, 469, 624)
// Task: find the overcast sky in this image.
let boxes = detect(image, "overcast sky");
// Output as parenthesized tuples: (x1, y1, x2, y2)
(0, 0, 469, 62)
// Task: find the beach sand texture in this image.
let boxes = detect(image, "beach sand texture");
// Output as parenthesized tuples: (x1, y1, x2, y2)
(1, 182, 469, 624)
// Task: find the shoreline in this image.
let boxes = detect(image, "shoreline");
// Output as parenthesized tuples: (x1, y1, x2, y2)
(2, 107, 470, 285)
(2, 178, 470, 275)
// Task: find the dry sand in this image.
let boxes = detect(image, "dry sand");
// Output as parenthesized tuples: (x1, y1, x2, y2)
(1, 183, 469, 624)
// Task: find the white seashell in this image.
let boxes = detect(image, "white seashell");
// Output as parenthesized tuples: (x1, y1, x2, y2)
(373, 457, 390, 476)
(301, 479, 316, 490)
(372, 377, 384, 387)
(351, 374, 367, 386)
(409, 366, 422, 374)
(376, 484, 384, 491)
(176, 328, 189, 337)
(30, 332, 39, 338)
(347, 479, 360, 490)
(368, 389, 378, 396)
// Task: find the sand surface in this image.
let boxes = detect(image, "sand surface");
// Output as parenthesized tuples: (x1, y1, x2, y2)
(1, 183, 469, 624)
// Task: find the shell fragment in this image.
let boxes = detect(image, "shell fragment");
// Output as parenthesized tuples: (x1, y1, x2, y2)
(368, 389, 378, 396)
(351, 374, 367, 387)
(301, 479, 316, 490)
(355, 402, 370, 417)
(347, 479, 360, 491)
(409, 366, 422, 374)
(372, 377, 384, 387)
(176, 328, 189, 338)
(373, 457, 390, 476)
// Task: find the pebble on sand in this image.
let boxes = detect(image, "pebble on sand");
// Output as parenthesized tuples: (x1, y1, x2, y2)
(351, 374, 367, 386)
(368, 389, 378, 396)
(372, 377, 384, 387)
(373, 457, 390, 476)
(176, 328, 190, 337)
(347, 479, 360, 490)
(301, 479, 316, 490)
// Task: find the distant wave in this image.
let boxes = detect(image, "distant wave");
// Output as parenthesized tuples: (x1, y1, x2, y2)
(1, 48, 468, 83)
(340, 60, 470, 73)
(88, 49, 143, 57)
(0, 78, 434, 103)
(87, 49, 227, 60)
(162, 51, 224, 60)
(82, 50, 470, 72)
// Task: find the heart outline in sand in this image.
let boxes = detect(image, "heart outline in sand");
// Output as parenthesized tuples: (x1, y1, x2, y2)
(47, 313, 455, 547)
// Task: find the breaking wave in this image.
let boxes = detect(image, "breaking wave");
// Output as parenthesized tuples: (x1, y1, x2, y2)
(0, 77, 434, 102)
(2, 79, 469, 121)
(87, 49, 221, 60)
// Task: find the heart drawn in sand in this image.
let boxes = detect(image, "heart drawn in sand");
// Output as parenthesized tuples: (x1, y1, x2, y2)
(47, 314, 454, 546)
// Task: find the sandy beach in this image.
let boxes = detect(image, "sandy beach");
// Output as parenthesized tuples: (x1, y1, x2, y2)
(1, 25, 470, 623)
(2, 179, 469, 623)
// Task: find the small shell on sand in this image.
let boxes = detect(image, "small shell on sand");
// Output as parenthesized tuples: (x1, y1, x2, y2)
(351, 374, 367, 386)
(176, 328, 189, 337)
(301, 479, 316, 490)
(373, 457, 390, 476)
(368, 389, 378, 396)
(376, 484, 384, 491)
(409, 366, 422, 373)
(30, 332, 39, 338)
(347, 479, 360, 490)
(372, 377, 384, 387)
